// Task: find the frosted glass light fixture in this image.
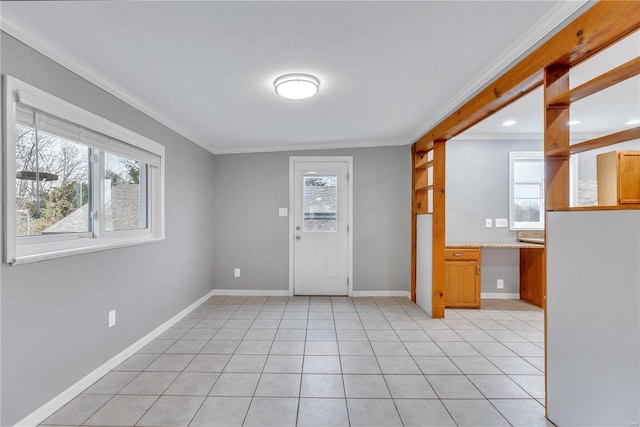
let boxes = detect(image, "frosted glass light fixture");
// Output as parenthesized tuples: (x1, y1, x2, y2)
(625, 119, 640, 125)
(502, 120, 517, 127)
(568, 120, 582, 126)
(274, 74, 320, 99)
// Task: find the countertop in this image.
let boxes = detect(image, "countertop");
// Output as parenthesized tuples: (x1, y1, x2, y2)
(446, 241, 544, 249)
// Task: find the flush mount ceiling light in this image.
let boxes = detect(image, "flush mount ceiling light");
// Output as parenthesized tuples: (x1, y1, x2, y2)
(568, 120, 582, 126)
(274, 73, 320, 100)
(625, 119, 640, 125)
(502, 120, 517, 127)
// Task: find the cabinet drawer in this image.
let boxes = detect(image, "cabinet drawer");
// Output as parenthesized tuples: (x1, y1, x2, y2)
(445, 248, 480, 260)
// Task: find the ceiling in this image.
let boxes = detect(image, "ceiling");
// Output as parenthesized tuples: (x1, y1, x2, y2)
(1, 1, 592, 154)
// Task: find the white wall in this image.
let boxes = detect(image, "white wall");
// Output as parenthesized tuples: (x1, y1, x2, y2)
(547, 210, 640, 426)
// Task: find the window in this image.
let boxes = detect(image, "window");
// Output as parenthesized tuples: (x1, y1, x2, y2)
(509, 152, 544, 230)
(303, 175, 338, 232)
(4, 76, 165, 264)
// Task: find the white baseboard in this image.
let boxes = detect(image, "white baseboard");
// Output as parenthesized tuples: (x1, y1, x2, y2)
(352, 291, 411, 298)
(212, 289, 411, 298)
(14, 289, 217, 427)
(211, 289, 290, 297)
(212, 289, 411, 299)
(481, 292, 520, 300)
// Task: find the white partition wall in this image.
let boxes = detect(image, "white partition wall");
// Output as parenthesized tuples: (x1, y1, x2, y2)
(416, 214, 433, 317)
(547, 210, 640, 426)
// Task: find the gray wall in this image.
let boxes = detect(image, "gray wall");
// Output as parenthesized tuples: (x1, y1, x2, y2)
(547, 211, 640, 426)
(212, 146, 411, 293)
(1, 33, 217, 425)
(446, 139, 542, 294)
(480, 248, 520, 295)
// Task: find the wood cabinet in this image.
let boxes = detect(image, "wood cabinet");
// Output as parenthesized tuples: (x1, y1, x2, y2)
(520, 247, 545, 308)
(444, 247, 480, 308)
(597, 150, 640, 205)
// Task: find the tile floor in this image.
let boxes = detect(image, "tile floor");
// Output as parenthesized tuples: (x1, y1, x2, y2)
(40, 296, 551, 427)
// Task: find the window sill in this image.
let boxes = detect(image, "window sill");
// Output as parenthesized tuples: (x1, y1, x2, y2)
(9, 236, 164, 266)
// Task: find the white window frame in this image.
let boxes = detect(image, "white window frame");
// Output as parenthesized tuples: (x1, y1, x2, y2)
(509, 151, 544, 230)
(4, 75, 165, 265)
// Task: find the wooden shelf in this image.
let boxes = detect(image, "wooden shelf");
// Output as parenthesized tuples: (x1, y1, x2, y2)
(547, 56, 640, 107)
(415, 152, 429, 168)
(546, 126, 640, 157)
(550, 204, 640, 211)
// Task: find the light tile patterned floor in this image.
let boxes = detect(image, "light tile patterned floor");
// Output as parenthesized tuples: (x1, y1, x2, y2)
(40, 297, 551, 427)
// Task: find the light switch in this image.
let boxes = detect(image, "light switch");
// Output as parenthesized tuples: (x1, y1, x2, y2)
(485, 218, 493, 228)
(279, 208, 288, 217)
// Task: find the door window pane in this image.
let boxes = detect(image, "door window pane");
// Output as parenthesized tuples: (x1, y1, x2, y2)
(303, 175, 337, 232)
(105, 153, 148, 231)
(15, 121, 90, 236)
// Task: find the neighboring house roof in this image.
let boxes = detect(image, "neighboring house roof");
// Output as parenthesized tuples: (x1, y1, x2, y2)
(43, 184, 142, 233)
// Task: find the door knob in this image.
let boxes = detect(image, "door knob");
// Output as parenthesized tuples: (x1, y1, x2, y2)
(295, 235, 301, 240)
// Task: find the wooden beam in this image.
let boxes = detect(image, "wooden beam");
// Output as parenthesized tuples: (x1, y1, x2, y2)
(547, 57, 640, 107)
(544, 65, 571, 211)
(547, 126, 640, 157)
(431, 140, 446, 318)
(414, 1, 640, 148)
(412, 2, 640, 323)
(415, 139, 434, 153)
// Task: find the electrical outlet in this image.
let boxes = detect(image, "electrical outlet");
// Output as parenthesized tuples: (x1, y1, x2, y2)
(485, 218, 493, 228)
(234, 268, 240, 278)
(497, 279, 504, 289)
(495, 218, 508, 228)
(108, 310, 116, 328)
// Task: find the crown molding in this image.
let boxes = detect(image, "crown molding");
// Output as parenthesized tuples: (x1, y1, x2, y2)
(212, 137, 408, 155)
(408, 0, 593, 144)
(0, 10, 207, 152)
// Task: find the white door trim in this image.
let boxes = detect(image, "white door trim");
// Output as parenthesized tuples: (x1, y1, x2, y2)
(289, 156, 353, 297)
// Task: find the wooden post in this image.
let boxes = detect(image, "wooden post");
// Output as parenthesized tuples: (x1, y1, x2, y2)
(544, 64, 570, 210)
(431, 140, 446, 318)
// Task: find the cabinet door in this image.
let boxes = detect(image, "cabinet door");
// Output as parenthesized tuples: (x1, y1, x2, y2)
(445, 260, 480, 308)
(520, 248, 545, 308)
(618, 152, 640, 203)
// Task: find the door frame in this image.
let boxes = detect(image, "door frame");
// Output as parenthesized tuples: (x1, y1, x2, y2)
(289, 156, 353, 297)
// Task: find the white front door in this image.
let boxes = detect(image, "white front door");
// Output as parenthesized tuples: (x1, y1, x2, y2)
(291, 158, 351, 295)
